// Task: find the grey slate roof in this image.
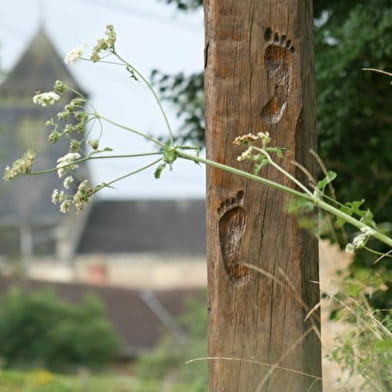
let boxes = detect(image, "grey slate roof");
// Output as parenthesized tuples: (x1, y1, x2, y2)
(0, 277, 205, 356)
(77, 199, 206, 255)
(0, 27, 84, 97)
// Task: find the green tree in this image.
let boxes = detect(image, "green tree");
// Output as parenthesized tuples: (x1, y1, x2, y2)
(155, 1, 392, 216)
(314, 1, 392, 225)
(153, 0, 392, 303)
(158, 0, 202, 11)
(0, 288, 120, 371)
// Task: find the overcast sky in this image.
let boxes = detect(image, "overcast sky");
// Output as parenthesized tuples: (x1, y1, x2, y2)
(0, 0, 205, 199)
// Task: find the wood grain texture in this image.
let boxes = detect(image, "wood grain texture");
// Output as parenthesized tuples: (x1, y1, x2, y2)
(204, 1, 322, 391)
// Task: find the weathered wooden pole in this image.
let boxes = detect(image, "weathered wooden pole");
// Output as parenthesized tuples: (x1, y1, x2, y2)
(204, 1, 322, 391)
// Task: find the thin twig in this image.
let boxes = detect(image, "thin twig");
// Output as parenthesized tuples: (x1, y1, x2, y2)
(185, 356, 322, 381)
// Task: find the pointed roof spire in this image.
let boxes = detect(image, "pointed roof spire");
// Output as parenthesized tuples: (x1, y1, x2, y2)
(0, 28, 85, 97)
(38, 0, 46, 30)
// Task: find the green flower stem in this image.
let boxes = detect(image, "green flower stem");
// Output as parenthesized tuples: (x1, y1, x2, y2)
(69, 87, 88, 101)
(112, 50, 174, 144)
(93, 157, 163, 194)
(89, 152, 162, 160)
(178, 150, 311, 199)
(30, 152, 162, 176)
(315, 198, 392, 248)
(256, 146, 313, 197)
(96, 114, 164, 147)
(177, 150, 392, 249)
(363, 246, 392, 260)
(81, 58, 123, 67)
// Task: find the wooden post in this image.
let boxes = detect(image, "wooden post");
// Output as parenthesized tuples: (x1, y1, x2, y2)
(204, 1, 322, 391)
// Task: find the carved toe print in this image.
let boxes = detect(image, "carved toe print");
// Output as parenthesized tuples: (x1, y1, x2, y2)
(218, 190, 249, 284)
(261, 28, 295, 124)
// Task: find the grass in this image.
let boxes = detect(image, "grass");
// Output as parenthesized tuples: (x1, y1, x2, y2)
(0, 369, 140, 392)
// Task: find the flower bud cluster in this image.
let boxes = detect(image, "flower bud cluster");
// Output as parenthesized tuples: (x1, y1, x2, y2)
(52, 179, 95, 214)
(53, 80, 67, 94)
(41, 81, 89, 153)
(87, 139, 100, 150)
(73, 180, 94, 211)
(237, 147, 253, 162)
(3, 150, 36, 181)
(53, 97, 89, 143)
(90, 25, 117, 62)
(233, 132, 271, 147)
(233, 133, 259, 146)
(345, 226, 375, 254)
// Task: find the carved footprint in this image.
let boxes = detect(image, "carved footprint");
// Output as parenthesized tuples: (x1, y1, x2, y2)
(218, 190, 249, 284)
(261, 28, 295, 124)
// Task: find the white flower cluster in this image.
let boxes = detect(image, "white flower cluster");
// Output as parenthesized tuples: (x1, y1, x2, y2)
(3, 150, 36, 181)
(51, 189, 69, 213)
(45, 93, 88, 150)
(33, 91, 60, 107)
(56, 153, 81, 178)
(64, 44, 86, 65)
(233, 133, 260, 146)
(63, 176, 74, 189)
(237, 147, 253, 162)
(345, 226, 375, 254)
(233, 132, 271, 146)
(73, 180, 93, 211)
(52, 179, 94, 214)
(90, 25, 117, 62)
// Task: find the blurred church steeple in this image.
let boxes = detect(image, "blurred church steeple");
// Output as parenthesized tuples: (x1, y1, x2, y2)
(1, 27, 84, 99)
(0, 27, 89, 264)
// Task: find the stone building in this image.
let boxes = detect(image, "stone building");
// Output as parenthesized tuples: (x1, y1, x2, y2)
(0, 27, 207, 357)
(0, 28, 206, 289)
(0, 27, 88, 263)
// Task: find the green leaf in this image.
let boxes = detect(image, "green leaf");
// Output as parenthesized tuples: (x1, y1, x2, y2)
(346, 200, 366, 216)
(336, 199, 376, 228)
(360, 209, 376, 228)
(336, 205, 353, 227)
(265, 147, 286, 158)
(316, 171, 337, 193)
(154, 163, 166, 179)
(253, 160, 269, 175)
(125, 65, 138, 80)
(374, 339, 392, 352)
(275, 148, 285, 159)
(287, 197, 314, 214)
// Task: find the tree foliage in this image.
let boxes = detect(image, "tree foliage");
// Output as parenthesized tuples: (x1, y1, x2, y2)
(151, 70, 204, 146)
(153, 0, 392, 303)
(314, 1, 392, 224)
(0, 288, 120, 371)
(153, 0, 392, 224)
(157, 0, 202, 12)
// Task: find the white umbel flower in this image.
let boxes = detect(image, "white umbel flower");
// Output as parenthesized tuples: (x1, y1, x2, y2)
(64, 44, 86, 64)
(3, 150, 36, 181)
(56, 153, 81, 178)
(33, 92, 60, 107)
(63, 176, 74, 189)
(60, 200, 71, 214)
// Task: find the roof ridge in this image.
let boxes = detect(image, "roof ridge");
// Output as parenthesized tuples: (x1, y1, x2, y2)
(0, 28, 84, 96)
